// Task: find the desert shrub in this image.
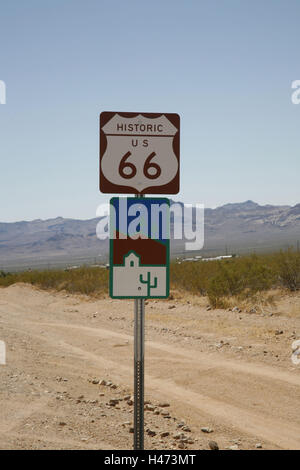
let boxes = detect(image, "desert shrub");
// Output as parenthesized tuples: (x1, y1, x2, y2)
(207, 276, 231, 308)
(1, 249, 299, 305)
(276, 249, 300, 291)
(170, 260, 219, 295)
(234, 255, 275, 294)
(0, 267, 109, 296)
(207, 255, 275, 307)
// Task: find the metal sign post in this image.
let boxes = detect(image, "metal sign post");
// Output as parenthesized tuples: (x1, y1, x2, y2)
(134, 192, 145, 451)
(109, 195, 169, 450)
(134, 297, 145, 450)
(99, 110, 180, 451)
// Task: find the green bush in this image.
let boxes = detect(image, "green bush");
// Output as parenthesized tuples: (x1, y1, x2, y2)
(1, 249, 299, 307)
(207, 255, 276, 307)
(0, 267, 109, 296)
(172, 250, 299, 307)
(276, 249, 300, 291)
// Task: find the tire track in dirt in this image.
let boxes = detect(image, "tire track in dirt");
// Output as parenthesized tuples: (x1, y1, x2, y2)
(38, 321, 300, 387)
(1, 286, 300, 449)
(26, 324, 300, 450)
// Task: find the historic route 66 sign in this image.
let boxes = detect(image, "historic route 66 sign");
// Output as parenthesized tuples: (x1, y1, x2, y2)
(100, 112, 180, 194)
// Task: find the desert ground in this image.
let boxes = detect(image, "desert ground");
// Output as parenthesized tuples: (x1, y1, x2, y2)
(0, 283, 300, 450)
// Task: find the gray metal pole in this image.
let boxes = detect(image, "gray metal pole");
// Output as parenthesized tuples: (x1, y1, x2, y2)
(134, 297, 145, 450)
(133, 193, 145, 450)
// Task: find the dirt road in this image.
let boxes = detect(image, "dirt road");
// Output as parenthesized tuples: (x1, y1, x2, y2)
(0, 284, 300, 450)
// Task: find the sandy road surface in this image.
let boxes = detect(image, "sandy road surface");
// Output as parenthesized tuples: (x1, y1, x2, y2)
(0, 284, 300, 450)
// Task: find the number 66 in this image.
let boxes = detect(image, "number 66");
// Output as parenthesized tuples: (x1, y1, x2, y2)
(119, 152, 162, 180)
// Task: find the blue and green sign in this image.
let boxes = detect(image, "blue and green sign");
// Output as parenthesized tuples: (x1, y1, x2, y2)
(109, 197, 170, 299)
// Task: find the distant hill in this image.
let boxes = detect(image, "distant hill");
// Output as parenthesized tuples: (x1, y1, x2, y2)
(202, 200, 300, 254)
(0, 217, 109, 270)
(0, 201, 299, 270)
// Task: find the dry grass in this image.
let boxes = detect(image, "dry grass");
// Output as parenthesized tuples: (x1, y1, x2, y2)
(0, 267, 109, 297)
(0, 250, 300, 309)
(171, 250, 300, 308)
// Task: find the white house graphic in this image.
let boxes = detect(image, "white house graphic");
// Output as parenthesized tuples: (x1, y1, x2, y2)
(112, 251, 167, 298)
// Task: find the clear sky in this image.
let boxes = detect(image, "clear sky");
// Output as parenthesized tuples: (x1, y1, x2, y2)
(0, 0, 300, 222)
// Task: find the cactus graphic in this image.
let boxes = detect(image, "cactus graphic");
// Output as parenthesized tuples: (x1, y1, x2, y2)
(139, 271, 158, 297)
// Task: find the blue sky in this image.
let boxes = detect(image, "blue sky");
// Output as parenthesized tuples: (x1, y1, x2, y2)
(0, 0, 300, 222)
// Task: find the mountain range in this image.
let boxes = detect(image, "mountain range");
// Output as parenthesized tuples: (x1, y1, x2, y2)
(0, 201, 299, 270)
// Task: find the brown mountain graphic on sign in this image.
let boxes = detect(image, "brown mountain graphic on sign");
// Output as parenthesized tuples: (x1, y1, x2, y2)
(113, 233, 167, 265)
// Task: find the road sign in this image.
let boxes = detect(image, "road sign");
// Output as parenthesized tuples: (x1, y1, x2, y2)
(109, 197, 170, 298)
(100, 112, 180, 194)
